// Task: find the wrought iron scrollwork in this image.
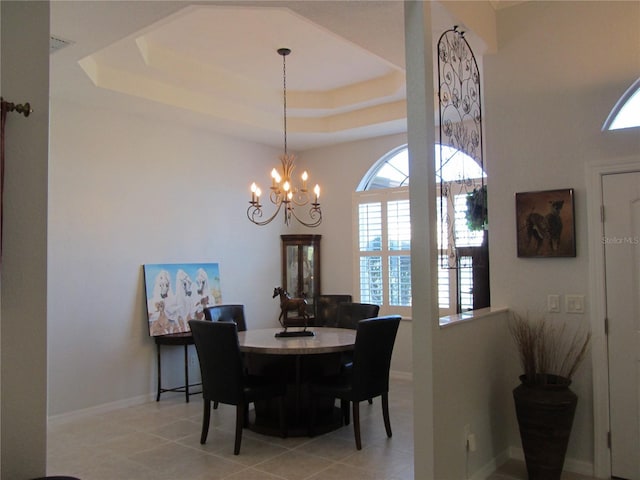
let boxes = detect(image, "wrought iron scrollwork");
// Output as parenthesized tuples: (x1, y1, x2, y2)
(437, 26, 485, 269)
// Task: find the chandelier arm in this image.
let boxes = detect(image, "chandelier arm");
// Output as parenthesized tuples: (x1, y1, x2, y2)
(288, 204, 322, 228)
(269, 189, 283, 205)
(247, 200, 285, 226)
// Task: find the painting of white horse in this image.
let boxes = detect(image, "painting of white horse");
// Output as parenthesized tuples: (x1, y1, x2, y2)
(143, 263, 222, 336)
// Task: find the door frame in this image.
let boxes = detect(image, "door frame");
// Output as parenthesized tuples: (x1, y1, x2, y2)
(587, 158, 640, 479)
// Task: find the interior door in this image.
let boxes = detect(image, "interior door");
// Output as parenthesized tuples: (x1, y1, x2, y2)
(602, 171, 640, 480)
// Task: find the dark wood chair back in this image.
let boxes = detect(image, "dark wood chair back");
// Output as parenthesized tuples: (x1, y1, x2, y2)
(351, 315, 400, 401)
(336, 302, 380, 330)
(189, 320, 245, 405)
(203, 304, 247, 331)
(309, 315, 401, 449)
(188, 319, 286, 454)
(315, 294, 352, 326)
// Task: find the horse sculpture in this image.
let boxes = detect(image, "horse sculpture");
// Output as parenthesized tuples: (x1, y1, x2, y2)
(272, 286, 309, 329)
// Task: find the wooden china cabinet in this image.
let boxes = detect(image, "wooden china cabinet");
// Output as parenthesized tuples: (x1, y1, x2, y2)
(281, 234, 321, 317)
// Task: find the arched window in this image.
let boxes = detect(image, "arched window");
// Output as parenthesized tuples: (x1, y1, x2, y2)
(603, 78, 640, 131)
(354, 144, 488, 317)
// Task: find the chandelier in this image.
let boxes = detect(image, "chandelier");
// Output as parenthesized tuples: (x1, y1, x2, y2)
(247, 48, 322, 227)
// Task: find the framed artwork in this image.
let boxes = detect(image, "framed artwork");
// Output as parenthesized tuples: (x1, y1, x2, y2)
(516, 188, 576, 258)
(143, 263, 222, 336)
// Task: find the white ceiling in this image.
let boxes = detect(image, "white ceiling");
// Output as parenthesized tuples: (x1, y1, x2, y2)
(49, 1, 517, 151)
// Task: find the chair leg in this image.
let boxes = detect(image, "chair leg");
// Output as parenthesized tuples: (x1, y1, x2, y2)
(200, 400, 211, 444)
(341, 399, 350, 426)
(234, 403, 244, 455)
(352, 400, 362, 450)
(382, 392, 392, 438)
(243, 403, 250, 427)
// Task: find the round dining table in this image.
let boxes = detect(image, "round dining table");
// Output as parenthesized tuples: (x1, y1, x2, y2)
(237, 327, 356, 437)
(238, 327, 356, 355)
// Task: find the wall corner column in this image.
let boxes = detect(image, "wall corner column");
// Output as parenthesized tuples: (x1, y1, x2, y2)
(404, 1, 437, 478)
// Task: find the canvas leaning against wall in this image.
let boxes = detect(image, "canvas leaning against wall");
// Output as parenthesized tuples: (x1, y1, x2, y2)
(144, 263, 222, 336)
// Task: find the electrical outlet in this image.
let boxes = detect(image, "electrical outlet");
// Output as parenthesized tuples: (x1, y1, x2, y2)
(467, 433, 477, 452)
(463, 424, 470, 449)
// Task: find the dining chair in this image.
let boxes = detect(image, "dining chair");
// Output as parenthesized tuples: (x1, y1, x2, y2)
(203, 304, 247, 331)
(202, 304, 247, 409)
(309, 315, 401, 450)
(336, 302, 380, 404)
(315, 294, 352, 327)
(335, 302, 380, 330)
(188, 320, 286, 454)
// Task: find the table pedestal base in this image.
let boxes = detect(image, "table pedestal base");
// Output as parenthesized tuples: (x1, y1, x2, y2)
(252, 398, 343, 437)
(248, 352, 344, 437)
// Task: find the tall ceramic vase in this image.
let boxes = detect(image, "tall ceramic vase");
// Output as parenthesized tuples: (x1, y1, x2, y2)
(512, 375, 578, 480)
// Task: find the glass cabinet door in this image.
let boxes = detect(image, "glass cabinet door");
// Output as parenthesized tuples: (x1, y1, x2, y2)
(281, 234, 321, 315)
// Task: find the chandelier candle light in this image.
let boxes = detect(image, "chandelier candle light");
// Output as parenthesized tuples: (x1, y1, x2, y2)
(247, 48, 322, 227)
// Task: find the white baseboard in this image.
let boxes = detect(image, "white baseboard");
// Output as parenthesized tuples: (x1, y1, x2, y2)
(469, 449, 511, 480)
(507, 446, 594, 477)
(49, 372, 412, 425)
(391, 370, 413, 381)
(48, 392, 154, 425)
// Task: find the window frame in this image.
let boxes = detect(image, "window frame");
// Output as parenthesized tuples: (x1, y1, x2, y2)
(353, 144, 489, 318)
(352, 187, 412, 319)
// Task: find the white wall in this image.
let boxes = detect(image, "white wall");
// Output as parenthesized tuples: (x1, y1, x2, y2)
(47, 99, 415, 415)
(300, 133, 414, 375)
(299, 133, 407, 293)
(44, 2, 640, 479)
(484, 0, 640, 471)
(48, 98, 286, 415)
(433, 310, 513, 479)
(0, 1, 49, 477)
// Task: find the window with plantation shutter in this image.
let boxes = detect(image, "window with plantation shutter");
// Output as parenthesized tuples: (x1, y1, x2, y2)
(354, 144, 489, 318)
(355, 190, 411, 318)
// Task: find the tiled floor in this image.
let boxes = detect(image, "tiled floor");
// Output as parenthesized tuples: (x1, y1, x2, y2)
(47, 378, 414, 480)
(47, 377, 594, 480)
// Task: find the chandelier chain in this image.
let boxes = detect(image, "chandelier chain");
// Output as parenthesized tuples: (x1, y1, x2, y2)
(246, 47, 322, 228)
(282, 51, 288, 156)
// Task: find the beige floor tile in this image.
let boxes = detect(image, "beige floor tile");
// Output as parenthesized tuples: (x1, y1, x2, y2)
(292, 433, 355, 461)
(251, 449, 333, 480)
(306, 462, 404, 480)
(48, 377, 597, 480)
(224, 466, 289, 479)
(178, 431, 290, 466)
(145, 418, 202, 441)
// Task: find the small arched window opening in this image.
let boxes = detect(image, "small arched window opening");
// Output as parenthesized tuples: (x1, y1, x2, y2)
(603, 78, 640, 131)
(354, 144, 489, 317)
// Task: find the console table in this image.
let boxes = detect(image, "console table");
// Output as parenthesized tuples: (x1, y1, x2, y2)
(154, 332, 201, 402)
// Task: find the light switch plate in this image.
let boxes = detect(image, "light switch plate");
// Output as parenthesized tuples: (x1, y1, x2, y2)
(565, 294, 585, 314)
(547, 294, 561, 313)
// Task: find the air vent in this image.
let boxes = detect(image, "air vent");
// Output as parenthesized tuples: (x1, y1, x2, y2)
(50, 35, 74, 54)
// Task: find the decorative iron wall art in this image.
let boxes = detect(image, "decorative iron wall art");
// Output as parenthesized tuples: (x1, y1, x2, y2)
(437, 26, 485, 268)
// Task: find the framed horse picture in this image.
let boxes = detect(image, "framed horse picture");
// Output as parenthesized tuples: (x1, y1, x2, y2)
(516, 189, 576, 258)
(143, 263, 222, 336)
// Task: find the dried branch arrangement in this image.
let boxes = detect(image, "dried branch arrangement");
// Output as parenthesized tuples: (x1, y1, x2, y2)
(508, 312, 591, 385)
